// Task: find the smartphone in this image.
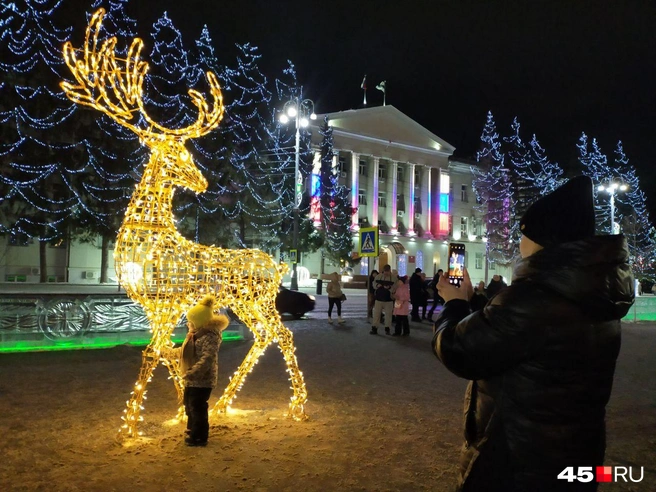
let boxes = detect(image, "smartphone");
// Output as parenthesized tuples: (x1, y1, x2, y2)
(448, 243, 466, 287)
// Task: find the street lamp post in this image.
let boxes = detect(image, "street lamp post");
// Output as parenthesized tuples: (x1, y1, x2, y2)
(280, 95, 316, 290)
(597, 181, 628, 234)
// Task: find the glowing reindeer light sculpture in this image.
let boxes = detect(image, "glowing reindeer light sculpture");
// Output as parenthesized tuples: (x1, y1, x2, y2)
(61, 9, 308, 440)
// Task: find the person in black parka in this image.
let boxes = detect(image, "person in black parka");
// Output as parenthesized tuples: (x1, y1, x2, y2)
(432, 176, 634, 492)
(409, 268, 424, 322)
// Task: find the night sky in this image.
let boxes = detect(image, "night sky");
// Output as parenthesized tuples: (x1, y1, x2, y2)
(63, 0, 656, 218)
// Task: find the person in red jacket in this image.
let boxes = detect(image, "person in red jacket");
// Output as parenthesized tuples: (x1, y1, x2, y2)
(432, 176, 634, 491)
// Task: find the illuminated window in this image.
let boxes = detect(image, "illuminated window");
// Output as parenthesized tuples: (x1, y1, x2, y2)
(9, 233, 32, 247)
(360, 256, 369, 275)
(397, 254, 408, 276)
(378, 191, 387, 208)
(440, 173, 450, 194)
(358, 189, 367, 205)
(439, 194, 449, 213)
(378, 164, 387, 181)
(460, 217, 468, 237)
(475, 252, 483, 269)
(359, 159, 368, 176)
(338, 155, 346, 174)
(439, 213, 449, 232)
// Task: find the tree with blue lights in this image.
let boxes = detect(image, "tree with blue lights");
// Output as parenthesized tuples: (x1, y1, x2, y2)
(577, 133, 616, 234)
(472, 111, 516, 267)
(74, 0, 145, 282)
(0, 0, 81, 281)
(527, 134, 563, 194)
(613, 141, 655, 277)
(318, 117, 353, 268)
(503, 117, 564, 247)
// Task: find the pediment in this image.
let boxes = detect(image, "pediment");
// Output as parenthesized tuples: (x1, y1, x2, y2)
(314, 106, 455, 155)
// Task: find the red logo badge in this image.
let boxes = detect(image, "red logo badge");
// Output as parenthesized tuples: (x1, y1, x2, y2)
(596, 466, 612, 483)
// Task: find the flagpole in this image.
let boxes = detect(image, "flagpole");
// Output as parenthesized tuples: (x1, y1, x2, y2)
(376, 80, 386, 106)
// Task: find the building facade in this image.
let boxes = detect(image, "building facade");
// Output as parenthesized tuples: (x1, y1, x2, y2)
(305, 106, 512, 285)
(1, 105, 512, 287)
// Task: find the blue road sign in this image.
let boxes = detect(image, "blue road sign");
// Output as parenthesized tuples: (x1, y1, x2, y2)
(359, 227, 379, 257)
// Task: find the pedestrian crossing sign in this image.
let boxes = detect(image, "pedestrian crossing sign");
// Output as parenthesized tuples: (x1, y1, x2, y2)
(359, 227, 378, 257)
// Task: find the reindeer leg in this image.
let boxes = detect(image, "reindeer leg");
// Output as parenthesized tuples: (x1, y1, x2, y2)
(118, 340, 161, 440)
(271, 314, 309, 421)
(211, 306, 273, 416)
(160, 345, 185, 422)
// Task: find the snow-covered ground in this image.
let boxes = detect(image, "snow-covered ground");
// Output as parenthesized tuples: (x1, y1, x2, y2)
(1, 319, 654, 491)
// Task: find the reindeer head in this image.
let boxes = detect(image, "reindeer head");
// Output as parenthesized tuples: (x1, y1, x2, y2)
(61, 8, 223, 195)
(141, 135, 209, 194)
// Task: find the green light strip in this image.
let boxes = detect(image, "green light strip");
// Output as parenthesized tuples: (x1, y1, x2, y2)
(0, 331, 244, 354)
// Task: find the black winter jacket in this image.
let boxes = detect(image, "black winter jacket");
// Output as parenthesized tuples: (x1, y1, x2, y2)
(432, 236, 634, 492)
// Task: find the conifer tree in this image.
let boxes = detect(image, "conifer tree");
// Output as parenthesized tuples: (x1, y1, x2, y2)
(0, 0, 80, 281)
(318, 117, 353, 266)
(577, 133, 617, 234)
(472, 111, 516, 267)
(613, 141, 655, 277)
(75, 0, 145, 282)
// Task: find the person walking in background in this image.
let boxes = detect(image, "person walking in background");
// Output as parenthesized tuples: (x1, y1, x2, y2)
(326, 271, 345, 324)
(371, 265, 395, 335)
(392, 275, 410, 336)
(419, 272, 429, 320)
(367, 269, 379, 319)
(485, 274, 507, 299)
(470, 280, 488, 312)
(409, 268, 423, 322)
(163, 295, 229, 447)
(432, 176, 634, 491)
(426, 269, 444, 320)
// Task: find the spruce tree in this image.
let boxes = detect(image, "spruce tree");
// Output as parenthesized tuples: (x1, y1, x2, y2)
(577, 133, 617, 234)
(472, 111, 516, 267)
(318, 117, 353, 267)
(0, 0, 81, 281)
(613, 141, 655, 277)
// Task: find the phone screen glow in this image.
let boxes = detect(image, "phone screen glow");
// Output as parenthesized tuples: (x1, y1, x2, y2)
(448, 243, 466, 282)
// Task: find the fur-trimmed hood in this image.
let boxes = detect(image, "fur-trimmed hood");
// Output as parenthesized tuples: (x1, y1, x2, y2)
(195, 314, 229, 337)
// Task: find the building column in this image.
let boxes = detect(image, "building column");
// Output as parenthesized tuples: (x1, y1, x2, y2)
(424, 166, 433, 238)
(390, 160, 398, 234)
(407, 163, 416, 236)
(310, 150, 322, 228)
(372, 156, 380, 230)
(350, 152, 359, 231)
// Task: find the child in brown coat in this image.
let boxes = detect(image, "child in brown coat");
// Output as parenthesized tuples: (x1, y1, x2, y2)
(169, 295, 229, 446)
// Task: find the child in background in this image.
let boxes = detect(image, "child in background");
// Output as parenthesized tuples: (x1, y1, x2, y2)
(326, 271, 345, 324)
(393, 275, 410, 336)
(168, 295, 229, 446)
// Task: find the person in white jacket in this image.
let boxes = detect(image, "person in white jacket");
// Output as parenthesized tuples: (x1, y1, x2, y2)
(326, 271, 345, 324)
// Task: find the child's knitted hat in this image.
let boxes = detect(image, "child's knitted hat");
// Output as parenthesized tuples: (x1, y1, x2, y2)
(187, 295, 218, 328)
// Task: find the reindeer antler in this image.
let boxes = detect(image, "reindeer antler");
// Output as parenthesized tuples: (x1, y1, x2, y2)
(61, 8, 223, 140)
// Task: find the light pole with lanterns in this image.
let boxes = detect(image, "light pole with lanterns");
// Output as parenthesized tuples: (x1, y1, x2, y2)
(597, 181, 628, 234)
(279, 94, 316, 290)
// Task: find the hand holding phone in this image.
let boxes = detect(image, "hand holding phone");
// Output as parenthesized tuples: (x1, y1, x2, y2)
(437, 266, 472, 303)
(448, 243, 466, 287)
